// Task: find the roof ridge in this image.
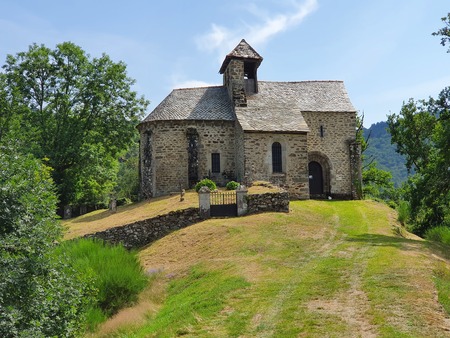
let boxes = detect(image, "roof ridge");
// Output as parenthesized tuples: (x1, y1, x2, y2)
(259, 80, 344, 84)
(172, 85, 224, 91)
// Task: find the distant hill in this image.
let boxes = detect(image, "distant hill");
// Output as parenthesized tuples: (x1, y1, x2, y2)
(363, 121, 410, 186)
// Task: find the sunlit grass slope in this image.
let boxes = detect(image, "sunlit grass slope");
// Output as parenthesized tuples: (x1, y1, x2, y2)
(63, 183, 281, 240)
(92, 200, 450, 337)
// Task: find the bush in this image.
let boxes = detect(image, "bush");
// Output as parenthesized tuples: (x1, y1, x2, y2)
(195, 178, 217, 192)
(425, 226, 450, 246)
(56, 238, 148, 330)
(226, 181, 240, 190)
(0, 147, 93, 337)
(397, 200, 410, 226)
(117, 197, 132, 206)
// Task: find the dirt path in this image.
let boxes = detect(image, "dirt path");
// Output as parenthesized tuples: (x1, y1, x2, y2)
(306, 245, 377, 338)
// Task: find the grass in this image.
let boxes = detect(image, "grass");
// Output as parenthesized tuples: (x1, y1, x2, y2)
(62, 192, 199, 239)
(62, 184, 281, 240)
(116, 265, 249, 337)
(82, 200, 450, 337)
(434, 262, 450, 315)
(56, 238, 148, 332)
(425, 226, 450, 246)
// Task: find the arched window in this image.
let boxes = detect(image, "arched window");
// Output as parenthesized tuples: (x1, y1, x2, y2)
(272, 142, 282, 173)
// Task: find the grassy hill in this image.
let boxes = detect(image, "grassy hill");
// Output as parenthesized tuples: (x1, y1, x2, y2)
(77, 199, 450, 337)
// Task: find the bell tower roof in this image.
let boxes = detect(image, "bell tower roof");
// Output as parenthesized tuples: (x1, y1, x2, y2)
(219, 39, 263, 74)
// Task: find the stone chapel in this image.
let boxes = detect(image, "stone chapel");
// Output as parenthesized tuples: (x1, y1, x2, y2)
(138, 39, 361, 199)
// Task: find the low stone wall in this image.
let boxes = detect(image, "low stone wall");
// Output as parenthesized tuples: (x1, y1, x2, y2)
(83, 192, 289, 249)
(83, 207, 202, 249)
(246, 192, 290, 214)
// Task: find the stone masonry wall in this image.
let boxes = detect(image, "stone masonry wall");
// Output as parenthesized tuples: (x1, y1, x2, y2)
(234, 122, 245, 182)
(302, 111, 357, 197)
(83, 192, 289, 249)
(140, 130, 153, 199)
(246, 191, 290, 214)
(139, 120, 236, 197)
(84, 208, 202, 249)
(223, 59, 247, 107)
(243, 132, 309, 199)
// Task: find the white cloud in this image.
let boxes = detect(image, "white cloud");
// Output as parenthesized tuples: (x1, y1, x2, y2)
(196, 0, 318, 58)
(197, 24, 233, 53)
(248, 0, 318, 45)
(172, 79, 219, 89)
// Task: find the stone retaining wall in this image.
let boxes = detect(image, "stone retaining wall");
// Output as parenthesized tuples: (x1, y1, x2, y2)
(247, 192, 290, 214)
(84, 192, 290, 249)
(83, 207, 202, 249)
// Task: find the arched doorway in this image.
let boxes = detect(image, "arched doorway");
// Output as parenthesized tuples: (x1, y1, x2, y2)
(308, 152, 332, 198)
(309, 161, 323, 195)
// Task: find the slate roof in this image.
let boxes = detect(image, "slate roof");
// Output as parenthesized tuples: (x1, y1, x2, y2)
(235, 81, 355, 132)
(255, 81, 356, 113)
(140, 80, 356, 133)
(219, 39, 263, 74)
(142, 86, 235, 123)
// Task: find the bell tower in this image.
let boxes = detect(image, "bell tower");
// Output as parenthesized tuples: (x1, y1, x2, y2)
(219, 39, 263, 107)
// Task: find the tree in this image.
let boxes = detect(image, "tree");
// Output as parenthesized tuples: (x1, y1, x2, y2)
(115, 139, 140, 202)
(386, 14, 450, 234)
(432, 13, 450, 52)
(387, 89, 450, 234)
(1, 42, 148, 206)
(356, 113, 395, 199)
(0, 145, 93, 337)
(362, 162, 395, 200)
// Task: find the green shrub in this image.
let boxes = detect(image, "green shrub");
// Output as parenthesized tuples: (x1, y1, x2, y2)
(0, 147, 93, 337)
(434, 262, 450, 315)
(226, 181, 240, 190)
(425, 226, 450, 246)
(56, 238, 148, 330)
(84, 307, 107, 332)
(397, 200, 410, 226)
(117, 197, 132, 206)
(195, 178, 217, 192)
(386, 200, 397, 209)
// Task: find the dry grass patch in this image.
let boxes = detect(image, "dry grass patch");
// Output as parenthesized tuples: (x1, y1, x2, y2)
(88, 276, 166, 338)
(63, 183, 280, 239)
(62, 192, 198, 239)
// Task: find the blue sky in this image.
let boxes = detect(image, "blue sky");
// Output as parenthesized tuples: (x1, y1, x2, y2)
(1, 0, 448, 126)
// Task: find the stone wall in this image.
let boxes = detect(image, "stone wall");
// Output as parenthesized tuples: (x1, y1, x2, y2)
(83, 208, 202, 249)
(302, 111, 357, 198)
(83, 192, 289, 249)
(243, 132, 309, 199)
(223, 59, 247, 107)
(246, 191, 290, 214)
(349, 141, 362, 199)
(139, 120, 236, 197)
(140, 129, 153, 199)
(234, 122, 245, 183)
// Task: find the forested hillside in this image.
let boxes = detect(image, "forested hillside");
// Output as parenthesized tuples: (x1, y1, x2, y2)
(363, 121, 409, 186)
